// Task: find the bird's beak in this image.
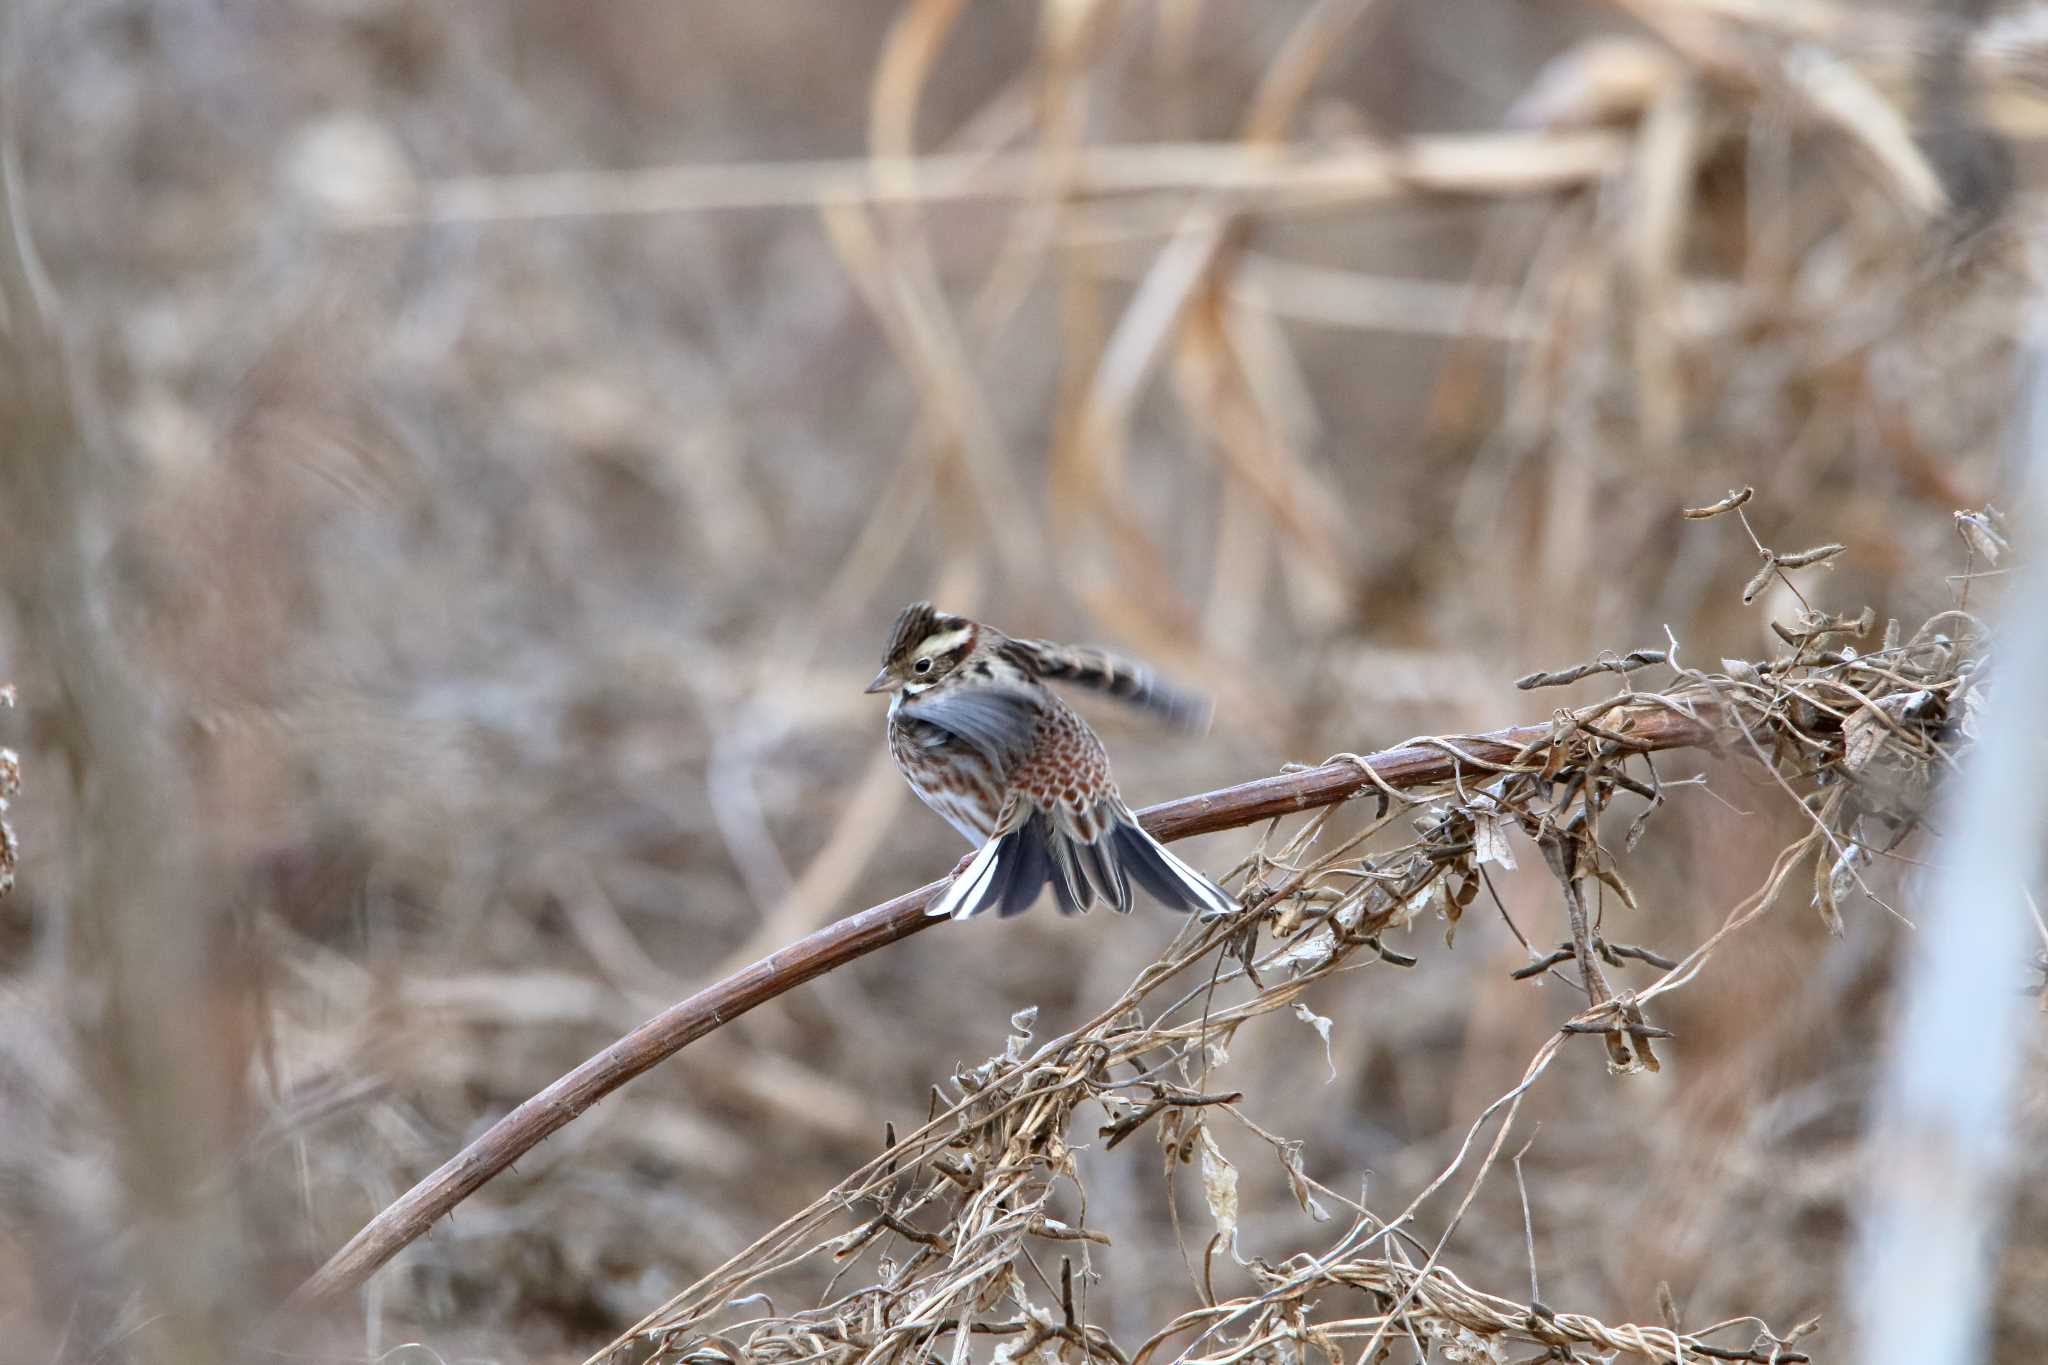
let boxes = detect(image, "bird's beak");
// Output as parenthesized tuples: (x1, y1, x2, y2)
(864, 668, 898, 695)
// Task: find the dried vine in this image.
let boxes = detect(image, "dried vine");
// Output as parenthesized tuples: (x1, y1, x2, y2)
(590, 508, 1987, 1365)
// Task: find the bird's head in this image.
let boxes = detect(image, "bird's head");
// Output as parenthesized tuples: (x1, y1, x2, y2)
(865, 601, 978, 696)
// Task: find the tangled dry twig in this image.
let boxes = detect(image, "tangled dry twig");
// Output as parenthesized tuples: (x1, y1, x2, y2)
(293, 704, 1715, 1307)
(560, 506, 1988, 1365)
(543, 514, 1986, 1365)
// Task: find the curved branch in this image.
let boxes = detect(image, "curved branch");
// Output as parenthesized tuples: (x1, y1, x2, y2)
(289, 704, 1713, 1308)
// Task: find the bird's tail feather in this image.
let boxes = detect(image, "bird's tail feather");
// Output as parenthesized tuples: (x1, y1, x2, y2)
(928, 805, 1235, 921)
(1109, 818, 1237, 919)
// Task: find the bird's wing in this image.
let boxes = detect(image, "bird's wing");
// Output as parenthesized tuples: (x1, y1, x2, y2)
(1003, 637, 1212, 732)
(900, 684, 1041, 764)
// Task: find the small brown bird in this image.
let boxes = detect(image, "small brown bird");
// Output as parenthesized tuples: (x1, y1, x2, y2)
(865, 602, 1236, 921)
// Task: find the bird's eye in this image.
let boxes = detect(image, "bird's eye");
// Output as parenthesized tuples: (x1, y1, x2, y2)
(914, 657, 933, 674)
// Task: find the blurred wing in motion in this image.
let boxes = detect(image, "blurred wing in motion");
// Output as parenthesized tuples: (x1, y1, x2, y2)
(1000, 638, 1211, 733)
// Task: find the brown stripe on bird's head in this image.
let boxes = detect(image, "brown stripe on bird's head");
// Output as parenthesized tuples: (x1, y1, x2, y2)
(882, 602, 939, 665)
(882, 601, 968, 666)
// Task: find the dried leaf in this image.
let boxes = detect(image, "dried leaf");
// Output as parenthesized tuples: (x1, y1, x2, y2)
(1841, 707, 1886, 774)
(1623, 790, 1663, 852)
(1005, 1005, 1039, 1062)
(1842, 689, 1939, 773)
(1813, 844, 1845, 937)
(1269, 927, 1336, 976)
(1206, 1018, 1240, 1068)
(1197, 1128, 1239, 1245)
(1399, 875, 1447, 930)
(1332, 886, 1368, 932)
(1590, 862, 1639, 911)
(1815, 839, 1866, 936)
(1454, 872, 1479, 912)
(1431, 1321, 1509, 1362)
(1277, 1140, 1331, 1222)
(1293, 1002, 1337, 1082)
(1956, 509, 2008, 564)
(1657, 1281, 1682, 1332)
(1472, 808, 1518, 870)
(1960, 681, 1987, 740)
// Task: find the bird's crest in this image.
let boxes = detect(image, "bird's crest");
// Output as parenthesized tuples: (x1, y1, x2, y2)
(882, 601, 946, 664)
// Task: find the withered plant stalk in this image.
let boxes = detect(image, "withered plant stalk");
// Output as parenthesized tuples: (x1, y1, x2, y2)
(294, 704, 1713, 1306)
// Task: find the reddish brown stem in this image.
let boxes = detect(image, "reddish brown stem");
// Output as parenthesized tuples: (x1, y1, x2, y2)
(289, 705, 1712, 1308)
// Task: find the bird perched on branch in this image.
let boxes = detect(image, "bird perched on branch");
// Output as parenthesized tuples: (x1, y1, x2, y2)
(865, 602, 1236, 922)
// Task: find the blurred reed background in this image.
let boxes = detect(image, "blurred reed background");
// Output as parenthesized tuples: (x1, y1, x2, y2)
(0, 0, 2044, 1360)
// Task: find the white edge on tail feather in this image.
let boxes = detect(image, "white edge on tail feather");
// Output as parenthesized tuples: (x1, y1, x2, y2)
(929, 834, 1004, 920)
(1153, 838, 1237, 920)
(931, 822, 1236, 922)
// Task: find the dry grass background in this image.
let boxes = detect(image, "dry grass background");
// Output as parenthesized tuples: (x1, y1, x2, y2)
(1, 0, 2045, 1361)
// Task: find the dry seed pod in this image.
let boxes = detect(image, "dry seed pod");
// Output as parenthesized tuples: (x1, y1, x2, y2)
(1681, 486, 1754, 519)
